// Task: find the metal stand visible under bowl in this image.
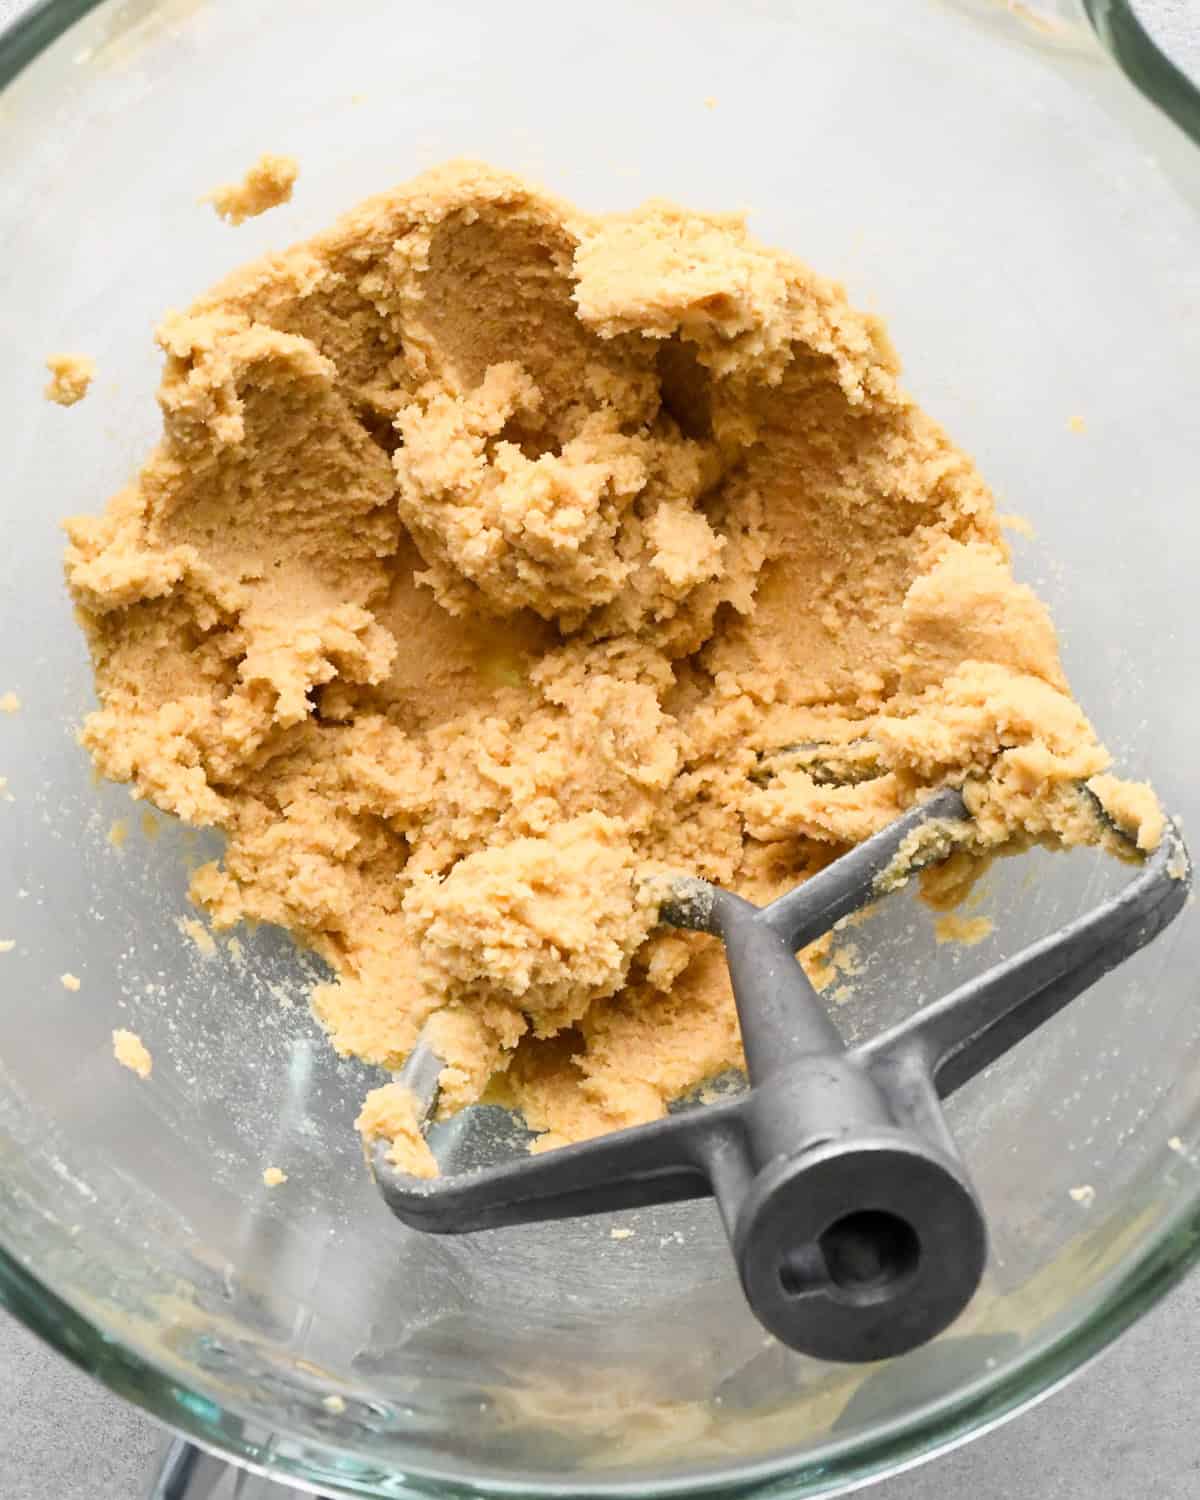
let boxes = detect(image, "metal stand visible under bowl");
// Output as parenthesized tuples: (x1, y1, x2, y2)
(147, 1437, 325, 1500)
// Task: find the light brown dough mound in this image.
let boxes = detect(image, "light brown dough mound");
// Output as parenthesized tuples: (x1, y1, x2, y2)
(404, 812, 657, 1037)
(65, 161, 1161, 1156)
(394, 363, 726, 633)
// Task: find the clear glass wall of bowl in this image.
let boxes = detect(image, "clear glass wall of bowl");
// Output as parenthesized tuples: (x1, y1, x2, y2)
(0, 1, 1199, 1496)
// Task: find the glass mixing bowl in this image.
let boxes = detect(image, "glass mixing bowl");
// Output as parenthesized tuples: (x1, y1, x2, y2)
(2, 1, 1200, 1495)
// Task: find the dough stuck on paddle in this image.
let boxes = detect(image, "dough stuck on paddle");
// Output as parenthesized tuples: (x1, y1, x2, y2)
(357, 1083, 439, 1179)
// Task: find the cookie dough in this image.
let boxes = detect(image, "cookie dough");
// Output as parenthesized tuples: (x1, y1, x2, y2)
(204, 152, 298, 225)
(65, 162, 1160, 1155)
(44, 353, 95, 406)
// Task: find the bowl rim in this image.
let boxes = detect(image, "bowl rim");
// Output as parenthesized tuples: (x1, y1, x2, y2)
(2, 0, 1200, 1496)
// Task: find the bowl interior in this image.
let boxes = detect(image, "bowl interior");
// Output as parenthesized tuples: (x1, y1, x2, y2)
(2, 0, 1200, 1495)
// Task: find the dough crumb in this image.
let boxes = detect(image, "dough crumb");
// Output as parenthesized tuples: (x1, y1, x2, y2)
(1067, 414, 1087, 434)
(933, 913, 994, 946)
(140, 810, 160, 841)
(1069, 1184, 1096, 1206)
(1168, 1136, 1186, 1154)
(178, 916, 217, 956)
(44, 353, 95, 407)
(0, 692, 19, 713)
(204, 153, 298, 225)
(356, 1082, 438, 1178)
(60, 972, 81, 991)
(875, 819, 972, 896)
(0, 940, 14, 954)
(703, 96, 717, 109)
(323, 1394, 347, 1413)
(113, 1028, 152, 1078)
(108, 818, 129, 848)
(610, 1226, 635, 1240)
(262, 1166, 287, 1187)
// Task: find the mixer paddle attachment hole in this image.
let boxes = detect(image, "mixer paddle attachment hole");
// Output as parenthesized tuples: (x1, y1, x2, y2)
(808, 1210, 923, 1306)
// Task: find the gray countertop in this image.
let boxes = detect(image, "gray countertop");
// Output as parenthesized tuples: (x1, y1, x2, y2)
(2, 1, 1197, 1496)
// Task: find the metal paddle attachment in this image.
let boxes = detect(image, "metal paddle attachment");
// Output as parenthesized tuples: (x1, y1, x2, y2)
(371, 788, 1190, 1362)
